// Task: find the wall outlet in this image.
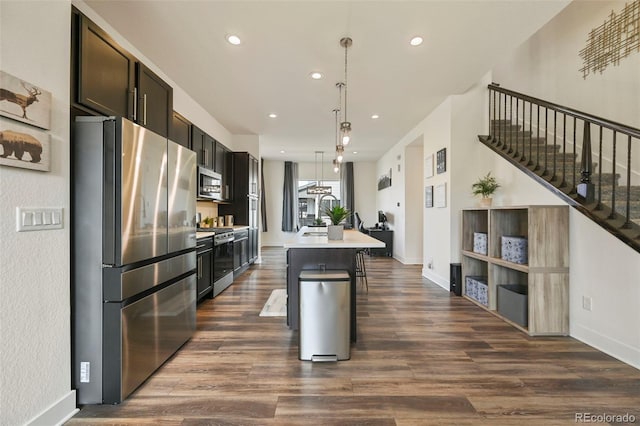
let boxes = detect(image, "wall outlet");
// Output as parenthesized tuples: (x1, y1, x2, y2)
(80, 362, 90, 383)
(582, 296, 592, 311)
(427, 259, 434, 269)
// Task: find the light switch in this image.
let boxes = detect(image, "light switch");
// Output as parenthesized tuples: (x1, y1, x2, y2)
(17, 207, 64, 232)
(22, 211, 34, 227)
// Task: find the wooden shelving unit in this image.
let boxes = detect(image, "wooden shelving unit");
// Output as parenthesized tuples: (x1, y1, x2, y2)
(461, 205, 569, 336)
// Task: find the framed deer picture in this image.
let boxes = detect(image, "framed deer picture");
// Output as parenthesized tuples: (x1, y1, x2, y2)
(0, 70, 51, 130)
(0, 117, 51, 172)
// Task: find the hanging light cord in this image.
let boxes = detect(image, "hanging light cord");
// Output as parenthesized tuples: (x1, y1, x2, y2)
(343, 41, 348, 122)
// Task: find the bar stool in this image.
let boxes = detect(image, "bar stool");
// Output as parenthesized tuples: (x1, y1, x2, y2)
(355, 249, 368, 292)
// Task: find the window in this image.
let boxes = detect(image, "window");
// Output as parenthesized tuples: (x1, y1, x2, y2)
(298, 180, 341, 227)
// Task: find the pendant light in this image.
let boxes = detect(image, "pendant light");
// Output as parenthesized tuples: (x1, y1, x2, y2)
(308, 151, 332, 194)
(339, 37, 352, 146)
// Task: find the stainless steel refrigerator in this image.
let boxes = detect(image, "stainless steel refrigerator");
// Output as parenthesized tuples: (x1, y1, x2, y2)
(73, 116, 197, 404)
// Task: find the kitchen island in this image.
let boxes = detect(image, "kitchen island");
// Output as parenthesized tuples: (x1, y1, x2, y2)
(284, 227, 385, 341)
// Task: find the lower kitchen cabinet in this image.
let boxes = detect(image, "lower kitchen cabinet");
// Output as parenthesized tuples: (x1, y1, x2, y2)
(233, 228, 250, 277)
(196, 236, 213, 301)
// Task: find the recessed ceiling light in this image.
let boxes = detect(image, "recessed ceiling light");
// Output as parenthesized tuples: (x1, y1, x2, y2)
(226, 35, 241, 45)
(268, 113, 277, 118)
(410, 36, 423, 46)
(280, 150, 285, 154)
(353, 151, 358, 154)
(371, 114, 379, 119)
(310, 72, 323, 80)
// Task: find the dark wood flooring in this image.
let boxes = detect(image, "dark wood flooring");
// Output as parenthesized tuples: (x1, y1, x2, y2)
(68, 247, 640, 425)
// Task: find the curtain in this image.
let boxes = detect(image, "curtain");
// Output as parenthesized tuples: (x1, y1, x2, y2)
(260, 158, 268, 232)
(340, 161, 355, 228)
(282, 161, 299, 232)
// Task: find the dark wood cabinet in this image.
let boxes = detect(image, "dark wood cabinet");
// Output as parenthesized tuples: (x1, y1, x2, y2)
(366, 229, 393, 257)
(196, 237, 213, 301)
(233, 228, 250, 277)
(136, 63, 172, 137)
(215, 142, 232, 200)
(219, 152, 259, 263)
(191, 126, 214, 169)
(76, 12, 135, 119)
(73, 9, 173, 137)
(170, 111, 191, 149)
(214, 141, 225, 174)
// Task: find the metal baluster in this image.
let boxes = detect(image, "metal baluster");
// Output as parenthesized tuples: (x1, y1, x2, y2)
(498, 92, 502, 147)
(542, 107, 549, 175)
(490, 89, 494, 141)
(535, 104, 541, 171)
(513, 98, 522, 158)
(608, 131, 617, 219)
(622, 135, 633, 228)
(507, 95, 513, 154)
(571, 117, 577, 194)
(527, 102, 532, 165)
(551, 109, 557, 181)
(560, 114, 567, 188)
(595, 126, 603, 210)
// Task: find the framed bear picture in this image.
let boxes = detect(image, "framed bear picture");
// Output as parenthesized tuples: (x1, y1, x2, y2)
(0, 117, 51, 172)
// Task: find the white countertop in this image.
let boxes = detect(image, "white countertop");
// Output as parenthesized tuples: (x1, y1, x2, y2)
(284, 226, 385, 249)
(197, 225, 249, 239)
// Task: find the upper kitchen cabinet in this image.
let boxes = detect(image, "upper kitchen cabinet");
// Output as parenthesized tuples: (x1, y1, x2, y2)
(170, 111, 191, 149)
(135, 63, 172, 137)
(73, 9, 173, 137)
(191, 126, 214, 170)
(75, 11, 134, 119)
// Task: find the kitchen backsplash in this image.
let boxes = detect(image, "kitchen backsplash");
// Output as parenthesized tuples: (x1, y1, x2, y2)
(197, 201, 218, 223)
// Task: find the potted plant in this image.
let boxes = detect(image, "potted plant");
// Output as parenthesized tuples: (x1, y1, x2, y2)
(324, 205, 350, 240)
(472, 172, 500, 208)
(310, 218, 326, 227)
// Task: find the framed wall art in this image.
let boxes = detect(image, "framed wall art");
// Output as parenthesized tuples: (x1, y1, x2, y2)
(434, 182, 446, 208)
(0, 117, 51, 172)
(436, 148, 446, 174)
(425, 154, 433, 179)
(425, 185, 433, 208)
(378, 168, 392, 191)
(0, 70, 52, 130)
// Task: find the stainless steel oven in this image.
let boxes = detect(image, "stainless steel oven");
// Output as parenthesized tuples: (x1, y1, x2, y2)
(197, 166, 222, 200)
(213, 229, 234, 296)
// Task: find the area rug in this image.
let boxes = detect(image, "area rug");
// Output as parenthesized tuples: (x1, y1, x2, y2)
(259, 289, 287, 317)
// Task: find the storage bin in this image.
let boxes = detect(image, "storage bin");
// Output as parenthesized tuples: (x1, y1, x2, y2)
(473, 232, 488, 255)
(501, 236, 528, 264)
(465, 276, 488, 306)
(497, 284, 528, 327)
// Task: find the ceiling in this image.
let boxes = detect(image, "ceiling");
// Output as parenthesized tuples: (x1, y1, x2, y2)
(83, 0, 570, 162)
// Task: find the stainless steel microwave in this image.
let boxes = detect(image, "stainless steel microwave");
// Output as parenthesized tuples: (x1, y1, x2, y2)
(197, 166, 223, 200)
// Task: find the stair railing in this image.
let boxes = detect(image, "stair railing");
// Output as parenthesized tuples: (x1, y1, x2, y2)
(484, 83, 640, 250)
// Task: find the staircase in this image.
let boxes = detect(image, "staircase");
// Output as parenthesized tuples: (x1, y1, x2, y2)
(478, 84, 640, 253)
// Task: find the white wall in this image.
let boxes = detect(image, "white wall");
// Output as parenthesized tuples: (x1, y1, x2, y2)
(232, 134, 259, 158)
(261, 160, 377, 246)
(490, 0, 640, 368)
(404, 142, 424, 264)
(0, 1, 77, 425)
(381, 0, 639, 368)
(376, 148, 405, 260)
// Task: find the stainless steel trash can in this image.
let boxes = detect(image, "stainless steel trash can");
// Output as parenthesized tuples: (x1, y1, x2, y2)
(299, 270, 351, 361)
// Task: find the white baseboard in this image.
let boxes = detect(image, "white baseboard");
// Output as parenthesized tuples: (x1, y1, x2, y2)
(395, 255, 422, 265)
(422, 268, 449, 290)
(27, 390, 78, 426)
(571, 324, 640, 371)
